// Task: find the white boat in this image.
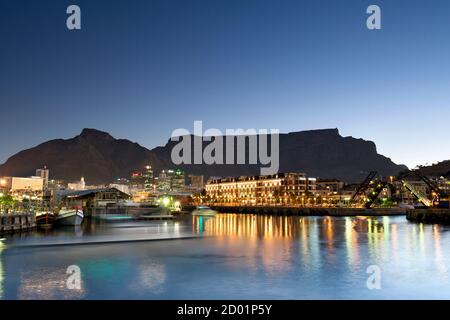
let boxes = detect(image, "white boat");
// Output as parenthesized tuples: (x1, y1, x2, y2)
(192, 206, 217, 216)
(55, 209, 84, 226)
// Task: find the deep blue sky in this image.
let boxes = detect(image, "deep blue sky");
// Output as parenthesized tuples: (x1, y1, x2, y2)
(1, 0, 449, 168)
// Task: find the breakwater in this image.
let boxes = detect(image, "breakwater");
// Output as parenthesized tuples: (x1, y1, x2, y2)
(0, 213, 36, 234)
(407, 208, 450, 224)
(185, 205, 406, 216)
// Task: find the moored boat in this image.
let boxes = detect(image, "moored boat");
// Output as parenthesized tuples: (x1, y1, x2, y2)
(36, 212, 56, 229)
(55, 209, 84, 226)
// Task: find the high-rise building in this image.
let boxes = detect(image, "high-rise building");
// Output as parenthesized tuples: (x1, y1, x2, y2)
(171, 169, 185, 192)
(156, 170, 171, 192)
(36, 166, 50, 190)
(154, 169, 186, 193)
(143, 165, 154, 192)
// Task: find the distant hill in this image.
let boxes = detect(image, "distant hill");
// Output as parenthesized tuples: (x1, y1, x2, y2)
(0, 128, 408, 184)
(418, 160, 450, 178)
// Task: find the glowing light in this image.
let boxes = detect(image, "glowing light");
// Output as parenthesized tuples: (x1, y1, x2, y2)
(162, 197, 170, 207)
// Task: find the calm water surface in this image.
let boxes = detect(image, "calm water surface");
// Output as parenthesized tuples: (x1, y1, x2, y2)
(0, 214, 449, 299)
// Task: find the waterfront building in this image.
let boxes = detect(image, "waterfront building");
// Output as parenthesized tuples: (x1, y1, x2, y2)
(205, 172, 317, 206)
(436, 176, 450, 193)
(393, 179, 429, 204)
(47, 179, 66, 191)
(61, 187, 130, 215)
(316, 179, 344, 196)
(67, 177, 86, 191)
(132, 190, 152, 202)
(109, 183, 130, 195)
(0, 176, 44, 200)
(0, 176, 44, 192)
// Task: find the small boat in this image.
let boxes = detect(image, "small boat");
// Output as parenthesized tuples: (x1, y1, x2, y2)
(36, 212, 56, 229)
(191, 206, 217, 216)
(55, 209, 84, 226)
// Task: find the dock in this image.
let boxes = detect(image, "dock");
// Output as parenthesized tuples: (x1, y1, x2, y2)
(407, 208, 450, 224)
(138, 214, 175, 220)
(186, 205, 406, 216)
(0, 212, 36, 235)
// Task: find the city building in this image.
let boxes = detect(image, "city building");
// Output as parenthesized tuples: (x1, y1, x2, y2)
(130, 170, 145, 190)
(35, 166, 50, 190)
(205, 172, 317, 206)
(0, 176, 44, 200)
(316, 179, 345, 197)
(0, 176, 44, 192)
(155, 170, 171, 192)
(188, 174, 204, 190)
(67, 177, 86, 191)
(60, 187, 130, 215)
(109, 183, 130, 195)
(171, 169, 185, 192)
(143, 165, 154, 192)
(393, 179, 429, 204)
(154, 169, 186, 193)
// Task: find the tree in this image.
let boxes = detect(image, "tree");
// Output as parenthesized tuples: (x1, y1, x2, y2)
(0, 195, 15, 214)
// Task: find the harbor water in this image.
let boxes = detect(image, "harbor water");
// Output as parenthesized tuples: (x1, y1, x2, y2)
(0, 214, 449, 299)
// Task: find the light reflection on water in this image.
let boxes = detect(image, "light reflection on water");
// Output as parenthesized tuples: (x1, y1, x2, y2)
(1, 213, 450, 299)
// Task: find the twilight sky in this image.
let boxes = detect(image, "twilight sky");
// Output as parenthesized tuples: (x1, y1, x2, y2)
(0, 0, 449, 168)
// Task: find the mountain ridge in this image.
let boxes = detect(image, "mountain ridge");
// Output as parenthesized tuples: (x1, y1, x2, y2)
(0, 128, 408, 184)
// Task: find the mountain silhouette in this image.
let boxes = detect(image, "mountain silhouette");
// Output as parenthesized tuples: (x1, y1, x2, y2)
(0, 128, 407, 184)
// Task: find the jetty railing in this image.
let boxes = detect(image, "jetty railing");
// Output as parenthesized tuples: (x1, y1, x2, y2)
(0, 211, 36, 234)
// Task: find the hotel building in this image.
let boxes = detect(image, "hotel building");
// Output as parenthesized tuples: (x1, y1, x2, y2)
(0, 176, 44, 192)
(205, 173, 317, 206)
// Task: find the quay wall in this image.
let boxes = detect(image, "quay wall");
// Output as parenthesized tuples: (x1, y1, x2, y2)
(407, 209, 450, 224)
(0, 213, 36, 235)
(184, 205, 406, 216)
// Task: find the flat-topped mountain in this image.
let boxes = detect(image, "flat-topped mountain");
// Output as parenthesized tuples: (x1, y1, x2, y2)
(0, 128, 407, 184)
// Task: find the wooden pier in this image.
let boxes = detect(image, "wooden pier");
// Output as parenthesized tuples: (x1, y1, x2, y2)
(0, 213, 36, 235)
